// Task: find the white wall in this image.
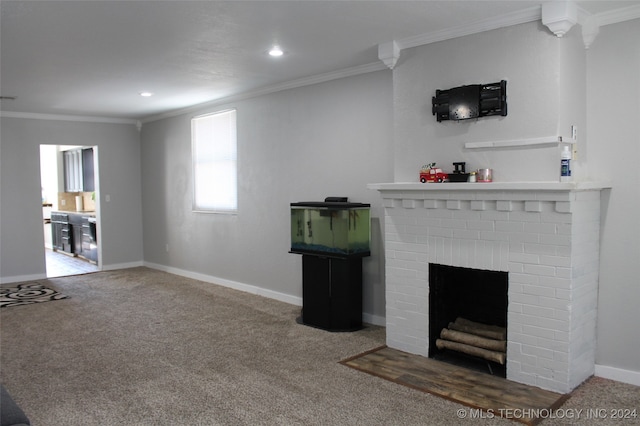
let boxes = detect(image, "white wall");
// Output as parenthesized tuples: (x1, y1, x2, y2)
(0, 117, 144, 282)
(140, 71, 393, 320)
(586, 19, 640, 376)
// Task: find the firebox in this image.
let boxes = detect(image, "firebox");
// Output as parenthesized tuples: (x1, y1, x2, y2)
(429, 264, 508, 377)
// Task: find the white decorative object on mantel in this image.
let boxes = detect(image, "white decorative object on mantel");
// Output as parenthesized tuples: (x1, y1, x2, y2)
(542, 1, 578, 38)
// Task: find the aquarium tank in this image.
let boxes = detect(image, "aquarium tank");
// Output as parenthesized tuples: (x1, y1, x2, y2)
(290, 198, 370, 257)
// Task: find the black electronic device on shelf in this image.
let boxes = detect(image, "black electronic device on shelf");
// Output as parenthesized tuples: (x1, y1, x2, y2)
(432, 80, 507, 122)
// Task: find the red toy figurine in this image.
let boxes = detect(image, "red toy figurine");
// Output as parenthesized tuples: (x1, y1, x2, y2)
(419, 163, 449, 183)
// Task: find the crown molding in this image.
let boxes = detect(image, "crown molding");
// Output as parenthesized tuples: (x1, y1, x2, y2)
(579, 3, 640, 49)
(597, 4, 640, 26)
(397, 6, 542, 50)
(0, 110, 137, 125)
(384, 3, 640, 59)
(141, 61, 387, 123)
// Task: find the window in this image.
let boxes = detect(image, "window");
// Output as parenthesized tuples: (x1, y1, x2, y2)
(192, 109, 237, 213)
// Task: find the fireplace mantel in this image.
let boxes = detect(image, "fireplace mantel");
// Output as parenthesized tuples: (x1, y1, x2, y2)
(370, 180, 610, 393)
(368, 181, 611, 192)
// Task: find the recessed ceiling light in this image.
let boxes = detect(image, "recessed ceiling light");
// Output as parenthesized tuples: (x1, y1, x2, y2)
(268, 46, 284, 57)
(139, 91, 153, 97)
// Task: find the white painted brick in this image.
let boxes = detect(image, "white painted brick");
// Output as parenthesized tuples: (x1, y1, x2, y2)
(538, 296, 570, 311)
(446, 200, 461, 210)
(383, 198, 396, 208)
(538, 358, 569, 371)
(509, 211, 541, 222)
(423, 199, 439, 209)
(521, 324, 557, 339)
(540, 234, 571, 246)
(470, 200, 486, 210)
(555, 201, 571, 213)
(509, 242, 525, 254)
(522, 304, 555, 318)
(524, 222, 557, 234)
(509, 252, 540, 264)
(386, 214, 418, 226)
(508, 370, 538, 388)
(522, 344, 555, 360)
(453, 229, 480, 240)
(509, 232, 540, 244)
(416, 217, 442, 228)
(451, 208, 480, 220)
(497, 200, 513, 211)
(496, 220, 525, 232)
(480, 209, 508, 221)
(524, 243, 558, 256)
(426, 209, 454, 219)
(507, 262, 524, 273)
(542, 211, 572, 223)
(539, 255, 571, 267)
(537, 276, 571, 289)
(387, 267, 418, 279)
(523, 263, 557, 277)
(405, 224, 429, 236)
(402, 199, 416, 209)
(446, 191, 477, 201)
(509, 292, 540, 305)
(525, 201, 543, 212)
(522, 283, 556, 297)
(467, 220, 494, 231)
(509, 272, 540, 285)
(510, 352, 539, 369)
(480, 230, 510, 241)
(380, 186, 602, 394)
(555, 288, 571, 300)
(441, 218, 467, 229)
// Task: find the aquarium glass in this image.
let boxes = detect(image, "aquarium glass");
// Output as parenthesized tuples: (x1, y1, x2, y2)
(290, 202, 370, 257)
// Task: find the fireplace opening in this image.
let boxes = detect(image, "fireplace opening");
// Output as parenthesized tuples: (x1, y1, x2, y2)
(428, 264, 508, 377)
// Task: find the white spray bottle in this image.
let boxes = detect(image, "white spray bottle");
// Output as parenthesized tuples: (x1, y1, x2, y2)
(560, 145, 572, 182)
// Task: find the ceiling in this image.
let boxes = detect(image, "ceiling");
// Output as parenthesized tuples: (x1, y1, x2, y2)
(1, 1, 638, 122)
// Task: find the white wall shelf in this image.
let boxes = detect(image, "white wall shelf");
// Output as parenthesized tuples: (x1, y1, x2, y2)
(464, 136, 563, 149)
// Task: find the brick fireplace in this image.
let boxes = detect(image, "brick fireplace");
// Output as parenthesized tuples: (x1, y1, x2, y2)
(369, 182, 609, 394)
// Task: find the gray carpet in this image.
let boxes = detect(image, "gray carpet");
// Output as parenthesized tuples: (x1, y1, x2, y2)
(1, 267, 638, 425)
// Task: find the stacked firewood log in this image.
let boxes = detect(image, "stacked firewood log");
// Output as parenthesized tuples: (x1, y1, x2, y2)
(435, 317, 507, 365)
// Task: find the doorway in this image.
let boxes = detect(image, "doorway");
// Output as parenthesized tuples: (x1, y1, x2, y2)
(40, 144, 101, 278)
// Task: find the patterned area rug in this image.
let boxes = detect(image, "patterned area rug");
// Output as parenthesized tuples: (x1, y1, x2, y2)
(0, 282, 69, 308)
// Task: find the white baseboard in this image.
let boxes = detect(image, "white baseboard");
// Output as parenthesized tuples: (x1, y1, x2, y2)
(0, 273, 47, 285)
(143, 262, 389, 326)
(363, 312, 386, 327)
(102, 261, 144, 271)
(595, 364, 640, 387)
(144, 262, 303, 307)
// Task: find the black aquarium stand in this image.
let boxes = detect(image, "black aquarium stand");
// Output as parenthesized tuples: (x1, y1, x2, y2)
(299, 254, 363, 332)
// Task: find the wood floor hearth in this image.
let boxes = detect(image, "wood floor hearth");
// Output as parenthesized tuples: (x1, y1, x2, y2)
(341, 346, 569, 425)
